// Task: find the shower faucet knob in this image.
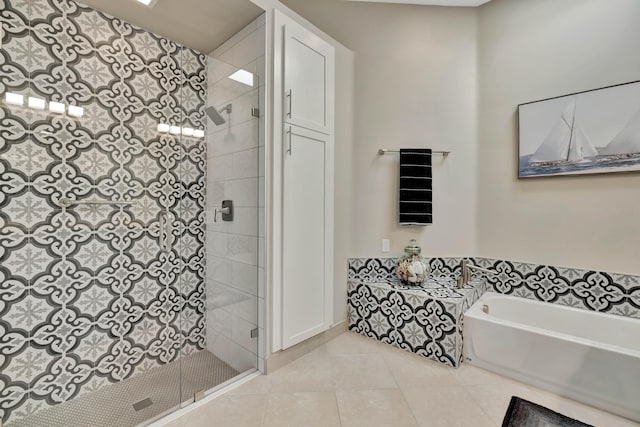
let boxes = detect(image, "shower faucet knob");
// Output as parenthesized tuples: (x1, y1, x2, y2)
(214, 200, 234, 222)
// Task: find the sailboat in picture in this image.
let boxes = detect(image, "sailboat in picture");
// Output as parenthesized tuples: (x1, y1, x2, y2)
(529, 98, 599, 166)
(599, 107, 640, 159)
(519, 80, 640, 178)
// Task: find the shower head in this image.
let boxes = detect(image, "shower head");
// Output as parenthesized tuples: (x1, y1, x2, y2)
(205, 104, 232, 126)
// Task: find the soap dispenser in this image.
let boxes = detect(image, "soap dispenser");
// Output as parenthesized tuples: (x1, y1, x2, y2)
(396, 239, 429, 285)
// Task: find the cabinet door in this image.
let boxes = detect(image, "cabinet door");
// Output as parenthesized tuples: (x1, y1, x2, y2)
(283, 20, 334, 135)
(282, 125, 329, 348)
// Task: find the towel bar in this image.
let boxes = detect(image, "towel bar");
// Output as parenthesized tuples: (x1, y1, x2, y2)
(378, 149, 450, 157)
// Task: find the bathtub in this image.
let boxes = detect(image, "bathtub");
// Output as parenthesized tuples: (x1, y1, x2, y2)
(463, 292, 640, 422)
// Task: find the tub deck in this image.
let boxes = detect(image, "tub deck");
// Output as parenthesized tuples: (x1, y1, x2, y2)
(348, 275, 488, 367)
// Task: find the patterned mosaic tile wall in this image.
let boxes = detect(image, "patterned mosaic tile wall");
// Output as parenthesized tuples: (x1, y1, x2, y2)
(474, 258, 640, 319)
(348, 277, 488, 368)
(0, 0, 207, 423)
(348, 257, 465, 282)
(348, 257, 640, 319)
(348, 256, 640, 367)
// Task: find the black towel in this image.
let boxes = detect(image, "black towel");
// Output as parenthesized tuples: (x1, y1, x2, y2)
(399, 149, 432, 225)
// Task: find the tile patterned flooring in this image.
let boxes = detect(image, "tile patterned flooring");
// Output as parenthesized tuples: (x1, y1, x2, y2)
(165, 332, 639, 427)
(9, 351, 238, 427)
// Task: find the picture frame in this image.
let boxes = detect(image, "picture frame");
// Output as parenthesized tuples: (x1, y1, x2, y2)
(518, 80, 640, 178)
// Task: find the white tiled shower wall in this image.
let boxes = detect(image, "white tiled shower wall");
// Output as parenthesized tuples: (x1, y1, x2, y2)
(205, 15, 266, 373)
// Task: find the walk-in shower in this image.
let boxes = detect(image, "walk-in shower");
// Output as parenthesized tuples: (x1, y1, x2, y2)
(0, 0, 265, 425)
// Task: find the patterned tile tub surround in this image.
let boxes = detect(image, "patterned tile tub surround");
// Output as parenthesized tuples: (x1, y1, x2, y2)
(0, 0, 206, 423)
(348, 258, 488, 368)
(348, 256, 640, 366)
(474, 258, 640, 319)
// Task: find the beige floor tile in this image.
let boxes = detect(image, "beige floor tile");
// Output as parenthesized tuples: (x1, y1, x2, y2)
(450, 363, 519, 387)
(229, 374, 271, 396)
(164, 334, 638, 427)
(383, 347, 458, 389)
(464, 382, 542, 425)
(263, 391, 340, 427)
(164, 394, 267, 427)
(331, 353, 398, 390)
(336, 388, 418, 427)
(315, 331, 388, 356)
(402, 385, 496, 427)
(270, 349, 333, 393)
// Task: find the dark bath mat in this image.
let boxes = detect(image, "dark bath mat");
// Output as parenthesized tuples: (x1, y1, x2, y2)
(502, 396, 593, 427)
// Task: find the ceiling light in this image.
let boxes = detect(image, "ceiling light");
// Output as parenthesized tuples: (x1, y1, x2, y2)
(228, 70, 254, 87)
(182, 127, 195, 136)
(28, 97, 46, 110)
(169, 126, 181, 135)
(157, 123, 170, 133)
(135, 0, 159, 7)
(49, 101, 66, 114)
(5, 92, 24, 106)
(68, 105, 84, 118)
(194, 130, 205, 138)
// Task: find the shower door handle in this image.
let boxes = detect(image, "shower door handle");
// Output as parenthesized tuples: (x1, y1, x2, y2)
(286, 89, 292, 118)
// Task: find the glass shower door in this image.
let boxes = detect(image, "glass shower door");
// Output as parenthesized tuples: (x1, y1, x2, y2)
(0, 0, 263, 424)
(192, 47, 264, 399)
(0, 1, 189, 425)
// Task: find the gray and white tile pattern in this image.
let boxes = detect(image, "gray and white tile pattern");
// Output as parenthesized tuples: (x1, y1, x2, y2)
(347, 276, 487, 368)
(0, 0, 207, 423)
(348, 257, 640, 319)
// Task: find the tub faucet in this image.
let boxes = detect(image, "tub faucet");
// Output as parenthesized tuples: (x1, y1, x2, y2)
(457, 259, 496, 288)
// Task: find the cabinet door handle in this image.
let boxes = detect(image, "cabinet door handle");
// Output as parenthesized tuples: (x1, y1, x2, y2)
(286, 127, 292, 156)
(286, 89, 292, 118)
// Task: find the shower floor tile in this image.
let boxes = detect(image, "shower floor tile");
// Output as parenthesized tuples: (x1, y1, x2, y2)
(9, 351, 240, 427)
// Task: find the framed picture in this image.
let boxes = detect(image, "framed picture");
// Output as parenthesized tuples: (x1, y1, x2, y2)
(518, 80, 640, 178)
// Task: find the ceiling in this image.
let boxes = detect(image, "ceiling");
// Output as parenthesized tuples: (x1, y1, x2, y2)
(79, 0, 263, 53)
(344, 0, 492, 6)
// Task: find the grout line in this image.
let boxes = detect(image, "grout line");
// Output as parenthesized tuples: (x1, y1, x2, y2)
(397, 386, 422, 427)
(460, 385, 502, 426)
(206, 145, 262, 159)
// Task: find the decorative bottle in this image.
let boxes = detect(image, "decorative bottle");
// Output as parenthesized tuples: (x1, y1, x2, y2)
(396, 239, 429, 285)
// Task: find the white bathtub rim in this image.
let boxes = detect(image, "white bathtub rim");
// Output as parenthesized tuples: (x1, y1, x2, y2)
(465, 292, 640, 358)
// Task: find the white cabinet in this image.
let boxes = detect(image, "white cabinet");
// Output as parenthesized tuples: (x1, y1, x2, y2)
(281, 126, 330, 347)
(272, 11, 335, 351)
(283, 20, 334, 135)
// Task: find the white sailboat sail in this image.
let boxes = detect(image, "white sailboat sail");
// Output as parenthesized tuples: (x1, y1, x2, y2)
(529, 99, 575, 163)
(569, 126, 598, 160)
(600, 108, 640, 155)
(578, 127, 598, 157)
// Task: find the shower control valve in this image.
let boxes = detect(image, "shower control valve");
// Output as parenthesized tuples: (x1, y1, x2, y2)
(214, 200, 234, 222)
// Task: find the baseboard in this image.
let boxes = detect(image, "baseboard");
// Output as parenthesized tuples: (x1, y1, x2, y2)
(265, 321, 347, 373)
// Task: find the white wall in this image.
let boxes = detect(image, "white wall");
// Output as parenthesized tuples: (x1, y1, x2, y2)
(205, 15, 266, 372)
(478, 0, 640, 274)
(281, 0, 479, 260)
(332, 47, 355, 323)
